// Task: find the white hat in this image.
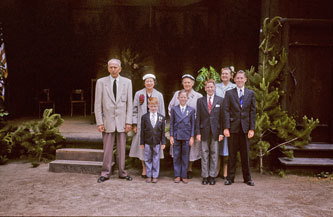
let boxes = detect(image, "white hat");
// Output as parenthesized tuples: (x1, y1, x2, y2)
(142, 74, 156, 80)
(182, 74, 195, 80)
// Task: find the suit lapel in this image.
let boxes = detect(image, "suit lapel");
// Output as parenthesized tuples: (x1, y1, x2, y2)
(231, 88, 241, 108)
(202, 96, 209, 114)
(115, 76, 123, 103)
(105, 77, 116, 103)
(243, 88, 250, 107)
(211, 95, 218, 110)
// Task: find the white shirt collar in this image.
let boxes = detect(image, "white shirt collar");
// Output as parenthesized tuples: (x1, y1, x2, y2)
(180, 104, 186, 110)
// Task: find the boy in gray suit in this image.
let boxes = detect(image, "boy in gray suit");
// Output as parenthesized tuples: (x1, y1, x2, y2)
(196, 79, 224, 185)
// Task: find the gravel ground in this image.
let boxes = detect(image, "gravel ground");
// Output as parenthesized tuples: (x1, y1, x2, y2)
(0, 161, 332, 216)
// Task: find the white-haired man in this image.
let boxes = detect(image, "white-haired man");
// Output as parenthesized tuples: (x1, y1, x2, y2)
(95, 58, 133, 182)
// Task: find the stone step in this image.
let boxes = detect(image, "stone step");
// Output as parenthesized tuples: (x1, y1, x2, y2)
(284, 143, 333, 158)
(49, 160, 102, 174)
(279, 157, 333, 174)
(62, 133, 103, 149)
(56, 148, 104, 162)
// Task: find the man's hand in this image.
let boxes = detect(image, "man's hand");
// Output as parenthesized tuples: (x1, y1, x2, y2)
(218, 134, 224, 142)
(170, 136, 174, 145)
(140, 145, 144, 150)
(196, 134, 201, 141)
(224, 129, 230, 137)
(189, 137, 194, 146)
(248, 130, 254, 139)
(161, 144, 166, 150)
(132, 125, 137, 134)
(97, 125, 105, 132)
(125, 124, 132, 133)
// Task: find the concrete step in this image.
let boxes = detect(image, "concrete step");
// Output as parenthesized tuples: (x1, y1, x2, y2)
(56, 148, 104, 161)
(279, 157, 333, 174)
(284, 143, 333, 158)
(49, 160, 102, 174)
(62, 133, 103, 149)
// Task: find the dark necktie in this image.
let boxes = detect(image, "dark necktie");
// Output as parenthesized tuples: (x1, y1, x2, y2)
(240, 89, 243, 107)
(181, 107, 185, 114)
(208, 96, 212, 113)
(113, 79, 117, 99)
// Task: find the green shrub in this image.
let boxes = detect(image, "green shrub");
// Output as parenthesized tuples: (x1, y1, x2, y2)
(12, 109, 65, 167)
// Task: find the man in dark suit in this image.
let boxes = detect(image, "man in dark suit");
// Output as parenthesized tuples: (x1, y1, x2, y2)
(140, 97, 166, 183)
(196, 79, 224, 185)
(223, 70, 256, 186)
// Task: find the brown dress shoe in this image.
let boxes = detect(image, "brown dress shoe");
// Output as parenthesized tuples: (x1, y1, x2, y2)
(152, 178, 158, 183)
(174, 177, 181, 183)
(146, 178, 151, 183)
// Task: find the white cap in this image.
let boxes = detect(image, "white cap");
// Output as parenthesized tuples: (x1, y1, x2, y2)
(182, 74, 195, 80)
(142, 74, 156, 80)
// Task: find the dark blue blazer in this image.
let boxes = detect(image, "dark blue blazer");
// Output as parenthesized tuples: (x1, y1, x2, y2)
(195, 95, 224, 141)
(223, 88, 256, 133)
(140, 112, 166, 146)
(169, 105, 195, 141)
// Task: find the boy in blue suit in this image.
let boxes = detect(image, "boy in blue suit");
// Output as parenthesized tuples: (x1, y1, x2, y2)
(196, 79, 224, 185)
(170, 90, 195, 184)
(140, 97, 166, 183)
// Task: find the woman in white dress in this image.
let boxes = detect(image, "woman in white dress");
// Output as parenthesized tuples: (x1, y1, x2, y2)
(168, 74, 202, 178)
(129, 74, 165, 178)
(215, 67, 236, 179)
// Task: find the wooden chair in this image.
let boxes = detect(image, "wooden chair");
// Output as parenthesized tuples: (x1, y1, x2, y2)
(70, 89, 86, 117)
(38, 88, 55, 117)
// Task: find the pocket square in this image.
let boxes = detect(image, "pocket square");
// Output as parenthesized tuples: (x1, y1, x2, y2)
(216, 104, 220, 107)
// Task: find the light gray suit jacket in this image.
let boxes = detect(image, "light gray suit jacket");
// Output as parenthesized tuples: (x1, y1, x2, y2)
(94, 75, 133, 133)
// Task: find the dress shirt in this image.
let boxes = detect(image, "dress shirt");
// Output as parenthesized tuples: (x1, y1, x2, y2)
(180, 105, 187, 113)
(207, 94, 214, 105)
(150, 112, 157, 126)
(237, 87, 245, 98)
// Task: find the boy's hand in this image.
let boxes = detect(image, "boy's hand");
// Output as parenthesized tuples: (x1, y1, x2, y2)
(170, 136, 174, 145)
(248, 130, 254, 139)
(140, 145, 144, 150)
(189, 137, 194, 146)
(132, 125, 137, 134)
(196, 134, 201, 141)
(161, 144, 166, 150)
(224, 129, 230, 137)
(218, 135, 224, 142)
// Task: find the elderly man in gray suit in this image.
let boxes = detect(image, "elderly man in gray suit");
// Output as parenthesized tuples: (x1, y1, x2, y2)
(95, 58, 133, 183)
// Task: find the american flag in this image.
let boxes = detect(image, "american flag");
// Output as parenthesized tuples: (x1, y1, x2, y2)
(0, 22, 8, 100)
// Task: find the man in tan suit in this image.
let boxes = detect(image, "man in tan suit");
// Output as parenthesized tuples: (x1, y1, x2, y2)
(95, 58, 133, 182)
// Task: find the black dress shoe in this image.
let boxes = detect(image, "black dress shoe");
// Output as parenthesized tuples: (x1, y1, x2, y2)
(224, 180, 232, 185)
(187, 171, 193, 179)
(97, 176, 109, 183)
(246, 180, 255, 186)
(209, 177, 216, 185)
(119, 175, 133, 181)
(202, 177, 208, 185)
(141, 174, 147, 178)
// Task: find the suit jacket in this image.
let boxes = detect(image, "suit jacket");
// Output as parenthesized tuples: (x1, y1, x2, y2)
(223, 88, 256, 133)
(195, 95, 224, 141)
(140, 112, 166, 146)
(94, 75, 133, 133)
(169, 105, 195, 141)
